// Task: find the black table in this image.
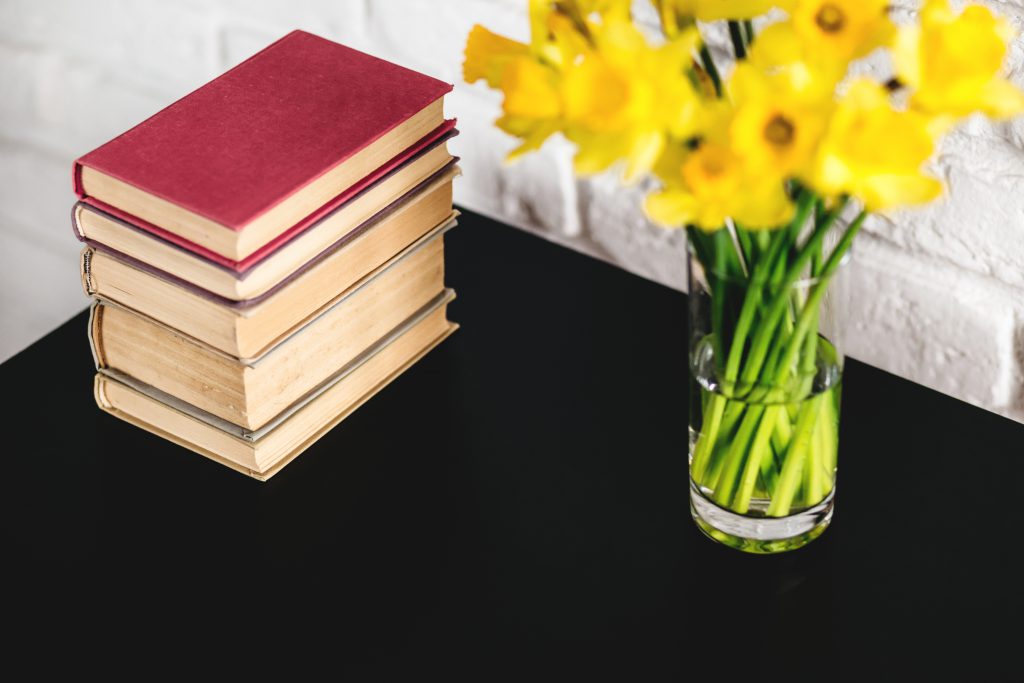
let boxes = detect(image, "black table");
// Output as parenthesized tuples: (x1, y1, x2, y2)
(4, 210, 1022, 677)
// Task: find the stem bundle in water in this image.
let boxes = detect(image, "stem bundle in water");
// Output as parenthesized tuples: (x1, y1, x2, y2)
(688, 204, 862, 551)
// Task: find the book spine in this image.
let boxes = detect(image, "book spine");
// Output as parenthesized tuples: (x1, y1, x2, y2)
(81, 247, 96, 296)
(72, 161, 85, 197)
(93, 373, 112, 410)
(88, 302, 107, 370)
(71, 202, 87, 242)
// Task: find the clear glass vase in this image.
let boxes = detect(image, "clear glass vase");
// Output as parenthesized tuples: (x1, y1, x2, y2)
(687, 235, 848, 554)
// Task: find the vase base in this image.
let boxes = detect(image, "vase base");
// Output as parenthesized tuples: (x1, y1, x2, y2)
(689, 479, 834, 554)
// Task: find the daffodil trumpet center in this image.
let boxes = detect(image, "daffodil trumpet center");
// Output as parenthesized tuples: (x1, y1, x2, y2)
(699, 157, 727, 177)
(764, 114, 796, 146)
(815, 4, 846, 33)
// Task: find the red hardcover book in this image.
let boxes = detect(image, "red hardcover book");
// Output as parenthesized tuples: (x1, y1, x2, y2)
(73, 30, 452, 262)
(76, 123, 457, 274)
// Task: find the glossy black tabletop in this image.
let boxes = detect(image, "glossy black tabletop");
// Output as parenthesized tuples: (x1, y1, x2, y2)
(3, 209, 1022, 677)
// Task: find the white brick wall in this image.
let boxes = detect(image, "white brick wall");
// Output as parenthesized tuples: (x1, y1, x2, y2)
(1, 0, 1023, 423)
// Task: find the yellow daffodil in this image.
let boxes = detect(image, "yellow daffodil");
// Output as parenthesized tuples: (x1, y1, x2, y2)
(528, 2, 596, 66)
(463, 25, 530, 88)
(496, 58, 565, 159)
(571, 0, 633, 18)
(748, 25, 839, 95)
(466, 3, 602, 90)
(894, 0, 1024, 120)
(791, 0, 894, 60)
(467, 0, 1021, 224)
(464, 25, 567, 159)
(647, 143, 743, 229)
(561, 19, 703, 180)
(812, 79, 941, 210)
(500, 58, 561, 120)
(754, 0, 893, 83)
(655, 0, 784, 22)
(531, 0, 632, 28)
(563, 55, 636, 132)
(526, 1, 637, 70)
(646, 138, 795, 230)
(727, 64, 830, 180)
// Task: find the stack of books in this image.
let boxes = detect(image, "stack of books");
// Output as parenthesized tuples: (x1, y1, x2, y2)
(71, 31, 460, 480)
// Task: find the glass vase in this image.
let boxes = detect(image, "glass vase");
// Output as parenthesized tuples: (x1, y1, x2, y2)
(687, 232, 848, 554)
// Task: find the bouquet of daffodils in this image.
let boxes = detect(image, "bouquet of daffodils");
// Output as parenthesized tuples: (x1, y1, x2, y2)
(464, 0, 1022, 526)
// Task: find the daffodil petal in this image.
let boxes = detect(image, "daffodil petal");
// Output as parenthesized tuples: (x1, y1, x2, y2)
(622, 132, 665, 184)
(977, 79, 1024, 119)
(463, 25, 528, 88)
(644, 190, 698, 228)
(862, 174, 943, 211)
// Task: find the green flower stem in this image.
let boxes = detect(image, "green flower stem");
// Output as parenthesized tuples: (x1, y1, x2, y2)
(771, 245, 788, 285)
(712, 405, 764, 507)
(692, 211, 803, 480)
(819, 393, 839, 477)
(767, 395, 823, 517)
(703, 433, 730, 491)
(711, 232, 729, 363)
(753, 229, 770, 254)
(798, 334, 820, 400)
(688, 227, 741, 483)
(803, 417, 826, 506)
(704, 406, 746, 491)
(733, 405, 782, 513)
(770, 211, 866, 388)
(696, 201, 811, 503)
(755, 295, 800, 400)
(691, 393, 725, 482)
(691, 196, 857, 521)
(811, 208, 825, 277)
(759, 439, 780, 493)
(734, 225, 754, 273)
(720, 398, 746, 437)
(737, 198, 849, 392)
(752, 232, 825, 404)
(808, 413, 829, 504)
(728, 20, 747, 60)
(770, 407, 793, 458)
(705, 401, 749, 492)
(722, 194, 811, 387)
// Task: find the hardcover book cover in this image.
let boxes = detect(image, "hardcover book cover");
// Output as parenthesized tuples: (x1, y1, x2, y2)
(73, 161, 460, 306)
(75, 124, 457, 271)
(73, 29, 453, 257)
(79, 214, 456, 359)
(93, 292, 458, 480)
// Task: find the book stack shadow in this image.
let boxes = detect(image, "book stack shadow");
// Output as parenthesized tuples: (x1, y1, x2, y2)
(71, 31, 459, 480)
